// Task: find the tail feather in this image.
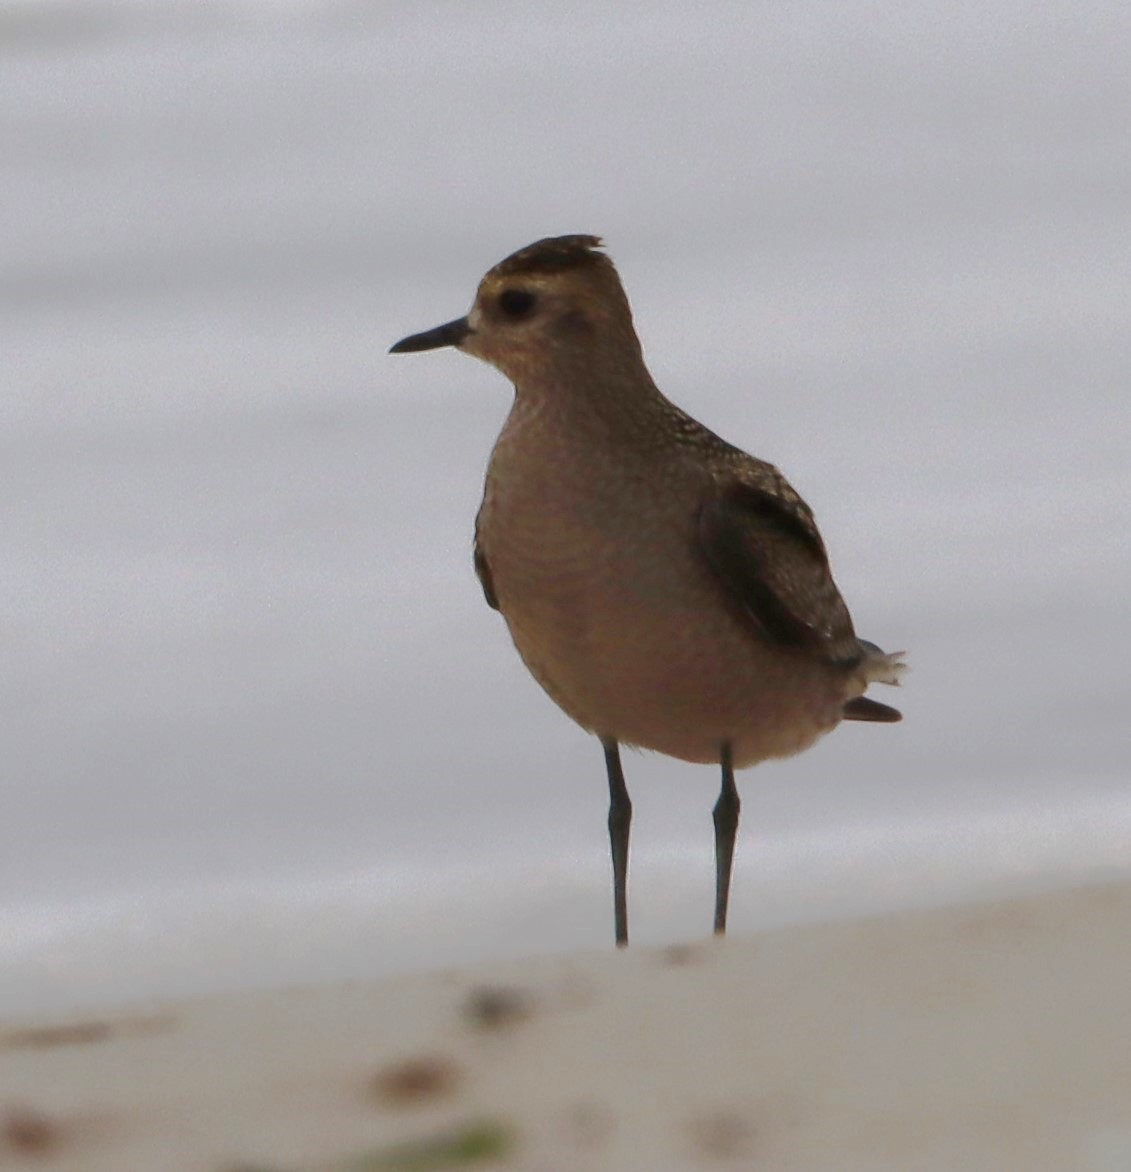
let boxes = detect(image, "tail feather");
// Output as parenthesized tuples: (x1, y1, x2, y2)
(843, 696, 902, 722)
(845, 640, 907, 722)
(857, 639, 907, 687)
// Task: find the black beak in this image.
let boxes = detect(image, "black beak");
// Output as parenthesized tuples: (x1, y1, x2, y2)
(389, 317, 471, 354)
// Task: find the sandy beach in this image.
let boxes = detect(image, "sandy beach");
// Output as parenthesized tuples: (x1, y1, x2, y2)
(4, 876, 1130, 1171)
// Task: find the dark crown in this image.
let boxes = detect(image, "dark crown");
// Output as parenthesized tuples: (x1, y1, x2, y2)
(492, 235, 606, 279)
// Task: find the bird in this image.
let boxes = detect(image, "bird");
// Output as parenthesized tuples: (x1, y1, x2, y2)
(390, 234, 904, 947)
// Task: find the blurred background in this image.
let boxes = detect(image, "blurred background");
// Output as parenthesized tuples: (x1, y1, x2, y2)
(2, 0, 1129, 1014)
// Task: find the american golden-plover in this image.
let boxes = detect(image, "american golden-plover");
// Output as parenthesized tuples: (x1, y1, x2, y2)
(391, 235, 904, 946)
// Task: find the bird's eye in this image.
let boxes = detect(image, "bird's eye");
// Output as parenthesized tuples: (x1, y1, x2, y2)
(497, 288, 537, 319)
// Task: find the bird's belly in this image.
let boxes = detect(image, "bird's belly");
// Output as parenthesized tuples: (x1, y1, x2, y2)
(490, 528, 844, 768)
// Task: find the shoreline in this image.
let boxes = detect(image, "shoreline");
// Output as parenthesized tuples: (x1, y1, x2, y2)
(4, 875, 1130, 1170)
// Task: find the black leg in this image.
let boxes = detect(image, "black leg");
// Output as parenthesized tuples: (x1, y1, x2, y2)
(603, 738, 632, 948)
(712, 742, 740, 936)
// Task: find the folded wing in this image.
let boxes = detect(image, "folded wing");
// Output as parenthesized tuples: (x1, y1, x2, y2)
(697, 471, 861, 667)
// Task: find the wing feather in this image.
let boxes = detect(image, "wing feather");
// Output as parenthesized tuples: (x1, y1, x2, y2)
(697, 473, 860, 666)
(473, 539, 500, 611)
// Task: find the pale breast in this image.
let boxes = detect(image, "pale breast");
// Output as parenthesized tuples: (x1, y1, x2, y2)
(477, 403, 846, 767)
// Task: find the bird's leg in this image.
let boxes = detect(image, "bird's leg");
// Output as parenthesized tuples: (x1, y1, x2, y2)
(712, 742, 740, 936)
(603, 738, 632, 948)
